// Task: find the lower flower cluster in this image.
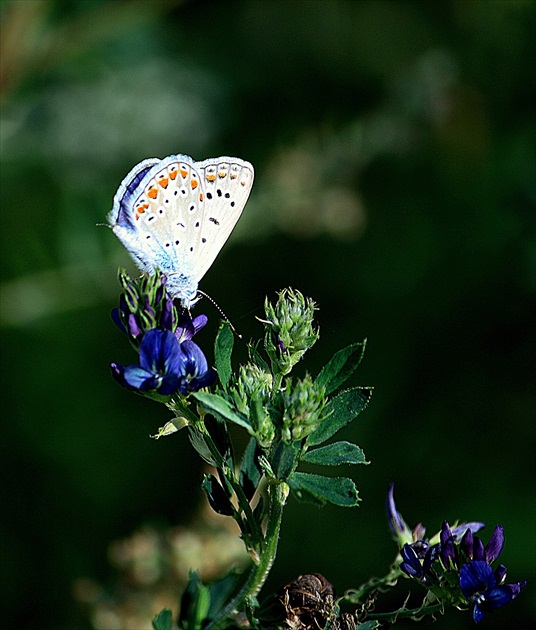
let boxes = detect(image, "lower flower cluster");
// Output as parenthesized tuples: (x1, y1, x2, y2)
(387, 484, 527, 623)
(110, 271, 215, 397)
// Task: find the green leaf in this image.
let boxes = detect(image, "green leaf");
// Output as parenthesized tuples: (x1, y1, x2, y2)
(188, 426, 220, 467)
(239, 438, 262, 501)
(301, 441, 368, 466)
(306, 387, 373, 447)
(272, 441, 300, 480)
(215, 322, 234, 390)
(152, 609, 173, 630)
(356, 622, 380, 629)
(316, 340, 367, 395)
(202, 474, 235, 516)
(193, 392, 253, 433)
(178, 571, 210, 630)
(204, 415, 234, 467)
(287, 472, 359, 507)
(207, 569, 248, 620)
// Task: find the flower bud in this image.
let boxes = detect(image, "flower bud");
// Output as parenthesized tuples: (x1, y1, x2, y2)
(112, 269, 180, 349)
(262, 289, 319, 375)
(281, 373, 326, 442)
(230, 363, 275, 447)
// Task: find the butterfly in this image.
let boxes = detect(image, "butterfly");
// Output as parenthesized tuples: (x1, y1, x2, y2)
(108, 154, 254, 308)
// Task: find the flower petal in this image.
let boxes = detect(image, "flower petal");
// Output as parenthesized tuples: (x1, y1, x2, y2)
(111, 308, 126, 333)
(386, 483, 411, 542)
(473, 536, 486, 561)
(423, 544, 439, 573)
(126, 313, 142, 339)
(509, 580, 527, 599)
(400, 543, 424, 578)
(158, 373, 180, 395)
(485, 525, 505, 563)
(192, 314, 208, 333)
(485, 585, 514, 611)
(461, 528, 474, 558)
(123, 365, 160, 391)
(139, 329, 181, 374)
(472, 603, 486, 623)
(452, 522, 485, 539)
(495, 563, 507, 584)
(460, 561, 496, 598)
(190, 368, 217, 391)
(160, 296, 175, 330)
(180, 339, 209, 375)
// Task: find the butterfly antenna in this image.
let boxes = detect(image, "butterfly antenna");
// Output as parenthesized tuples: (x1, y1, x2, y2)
(197, 290, 242, 339)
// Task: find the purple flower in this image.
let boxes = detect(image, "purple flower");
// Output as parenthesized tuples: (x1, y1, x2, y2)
(111, 329, 215, 396)
(112, 270, 185, 348)
(440, 521, 458, 570)
(460, 525, 505, 564)
(400, 542, 439, 583)
(174, 313, 208, 342)
(174, 338, 216, 394)
(460, 560, 527, 623)
(386, 483, 422, 546)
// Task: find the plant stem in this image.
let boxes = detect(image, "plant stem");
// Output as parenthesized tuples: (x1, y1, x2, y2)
(366, 601, 444, 621)
(342, 566, 400, 604)
(200, 425, 264, 548)
(205, 481, 289, 630)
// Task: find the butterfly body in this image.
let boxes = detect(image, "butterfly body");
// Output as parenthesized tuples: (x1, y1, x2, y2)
(109, 154, 254, 308)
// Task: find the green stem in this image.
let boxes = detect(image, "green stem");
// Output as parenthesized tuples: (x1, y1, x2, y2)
(366, 601, 444, 621)
(271, 373, 284, 400)
(342, 566, 400, 604)
(205, 481, 289, 630)
(200, 426, 264, 549)
(169, 398, 200, 425)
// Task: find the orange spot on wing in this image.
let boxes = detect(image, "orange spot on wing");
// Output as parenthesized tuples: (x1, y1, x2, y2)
(218, 171, 226, 179)
(169, 170, 178, 179)
(191, 179, 199, 190)
(148, 188, 158, 199)
(206, 174, 216, 182)
(199, 193, 204, 202)
(158, 178, 169, 188)
(180, 168, 188, 178)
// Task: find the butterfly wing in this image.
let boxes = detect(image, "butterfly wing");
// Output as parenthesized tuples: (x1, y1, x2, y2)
(191, 156, 254, 281)
(109, 154, 254, 305)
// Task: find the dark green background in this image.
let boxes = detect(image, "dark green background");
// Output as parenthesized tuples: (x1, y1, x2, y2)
(1, 1, 534, 628)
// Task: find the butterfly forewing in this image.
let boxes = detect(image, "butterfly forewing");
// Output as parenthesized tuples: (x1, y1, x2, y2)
(192, 157, 254, 280)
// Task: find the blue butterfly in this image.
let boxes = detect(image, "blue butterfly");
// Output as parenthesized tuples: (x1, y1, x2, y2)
(109, 154, 254, 308)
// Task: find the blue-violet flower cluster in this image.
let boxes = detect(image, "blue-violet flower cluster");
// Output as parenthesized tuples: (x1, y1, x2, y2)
(110, 271, 215, 396)
(387, 484, 527, 623)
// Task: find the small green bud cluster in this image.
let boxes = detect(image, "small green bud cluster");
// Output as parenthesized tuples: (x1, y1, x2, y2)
(262, 288, 319, 375)
(231, 363, 275, 447)
(281, 374, 326, 443)
(232, 363, 273, 413)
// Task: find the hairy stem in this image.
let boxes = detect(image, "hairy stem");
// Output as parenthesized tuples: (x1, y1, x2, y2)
(205, 481, 289, 630)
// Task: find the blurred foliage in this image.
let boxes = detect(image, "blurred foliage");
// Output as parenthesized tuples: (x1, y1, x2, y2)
(1, 1, 534, 629)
